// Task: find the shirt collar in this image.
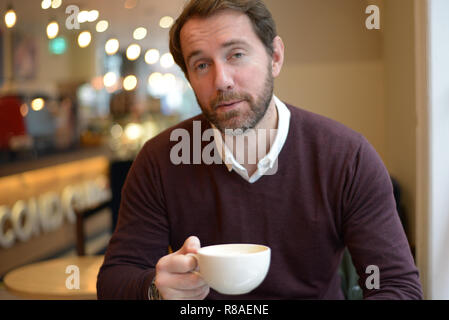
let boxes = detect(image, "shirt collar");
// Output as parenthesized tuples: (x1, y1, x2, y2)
(264, 95, 291, 169)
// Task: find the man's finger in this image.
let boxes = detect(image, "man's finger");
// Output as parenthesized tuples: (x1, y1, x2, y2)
(156, 271, 207, 291)
(156, 253, 198, 274)
(161, 284, 210, 300)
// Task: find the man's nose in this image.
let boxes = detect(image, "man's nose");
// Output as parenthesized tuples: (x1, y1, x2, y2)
(213, 62, 234, 91)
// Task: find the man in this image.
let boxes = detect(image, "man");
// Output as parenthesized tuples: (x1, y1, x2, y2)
(97, 0, 423, 300)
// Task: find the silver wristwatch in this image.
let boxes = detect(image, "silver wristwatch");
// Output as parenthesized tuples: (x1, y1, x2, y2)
(148, 278, 163, 300)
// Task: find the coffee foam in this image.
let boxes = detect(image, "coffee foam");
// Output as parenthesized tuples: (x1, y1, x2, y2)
(199, 244, 267, 256)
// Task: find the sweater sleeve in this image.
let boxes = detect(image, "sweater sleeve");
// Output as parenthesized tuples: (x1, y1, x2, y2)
(97, 142, 170, 299)
(341, 137, 423, 300)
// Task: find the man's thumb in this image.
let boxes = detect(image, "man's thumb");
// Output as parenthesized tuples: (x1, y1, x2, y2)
(178, 236, 201, 254)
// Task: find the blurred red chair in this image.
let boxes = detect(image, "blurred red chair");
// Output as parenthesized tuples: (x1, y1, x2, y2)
(0, 95, 27, 150)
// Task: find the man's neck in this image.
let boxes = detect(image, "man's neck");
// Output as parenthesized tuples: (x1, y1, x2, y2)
(221, 98, 279, 175)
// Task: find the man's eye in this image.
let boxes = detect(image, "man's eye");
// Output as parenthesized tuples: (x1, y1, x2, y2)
(232, 52, 243, 59)
(196, 63, 208, 71)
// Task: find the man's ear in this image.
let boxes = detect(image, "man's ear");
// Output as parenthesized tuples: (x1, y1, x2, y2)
(271, 36, 284, 78)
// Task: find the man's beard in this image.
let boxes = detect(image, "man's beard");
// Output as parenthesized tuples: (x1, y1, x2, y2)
(197, 66, 274, 134)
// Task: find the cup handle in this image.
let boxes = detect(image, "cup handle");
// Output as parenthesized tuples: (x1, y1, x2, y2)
(186, 253, 201, 276)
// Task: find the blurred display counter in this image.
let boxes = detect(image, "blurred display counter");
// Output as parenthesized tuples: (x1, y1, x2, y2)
(0, 147, 112, 277)
(0, 146, 111, 178)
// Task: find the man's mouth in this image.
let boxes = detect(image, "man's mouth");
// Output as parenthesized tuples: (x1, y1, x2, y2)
(215, 100, 244, 109)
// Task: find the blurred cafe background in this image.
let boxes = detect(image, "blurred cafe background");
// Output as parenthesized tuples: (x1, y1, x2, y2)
(0, 0, 448, 300)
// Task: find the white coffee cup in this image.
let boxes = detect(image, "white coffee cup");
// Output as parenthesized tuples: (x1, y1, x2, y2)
(187, 243, 271, 295)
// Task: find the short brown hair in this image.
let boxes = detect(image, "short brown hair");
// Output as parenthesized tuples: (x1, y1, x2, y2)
(169, 0, 277, 74)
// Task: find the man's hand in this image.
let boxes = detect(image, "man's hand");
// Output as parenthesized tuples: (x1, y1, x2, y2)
(154, 236, 209, 300)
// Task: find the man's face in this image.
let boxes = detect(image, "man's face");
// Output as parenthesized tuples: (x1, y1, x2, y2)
(180, 10, 276, 133)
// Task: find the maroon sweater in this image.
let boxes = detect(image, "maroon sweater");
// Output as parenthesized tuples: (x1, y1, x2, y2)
(97, 104, 423, 299)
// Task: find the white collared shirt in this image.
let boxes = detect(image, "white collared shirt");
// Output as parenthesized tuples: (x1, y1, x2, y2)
(212, 95, 291, 183)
